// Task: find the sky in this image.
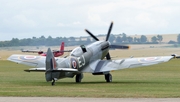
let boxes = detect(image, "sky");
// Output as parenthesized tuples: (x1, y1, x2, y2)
(0, 0, 180, 41)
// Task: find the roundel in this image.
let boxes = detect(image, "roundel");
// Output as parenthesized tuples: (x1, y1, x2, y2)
(70, 58, 78, 69)
(19, 55, 40, 60)
(139, 57, 161, 63)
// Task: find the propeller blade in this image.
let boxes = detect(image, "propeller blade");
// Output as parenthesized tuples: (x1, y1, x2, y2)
(85, 29, 99, 41)
(110, 45, 130, 49)
(106, 22, 113, 41)
(106, 53, 111, 60)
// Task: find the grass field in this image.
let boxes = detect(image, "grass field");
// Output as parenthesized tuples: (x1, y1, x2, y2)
(0, 59, 180, 97)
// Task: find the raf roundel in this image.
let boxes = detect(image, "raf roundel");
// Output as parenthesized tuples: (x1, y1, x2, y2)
(72, 60, 77, 68)
(19, 56, 40, 60)
(139, 57, 162, 63)
(70, 58, 78, 69)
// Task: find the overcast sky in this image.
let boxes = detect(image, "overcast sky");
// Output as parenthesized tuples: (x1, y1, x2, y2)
(0, 0, 180, 41)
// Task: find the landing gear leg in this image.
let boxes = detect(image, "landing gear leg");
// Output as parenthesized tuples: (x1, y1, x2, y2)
(51, 78, 57, 86)
(105, 73, 112, 82)
(75, 73, 83, 83)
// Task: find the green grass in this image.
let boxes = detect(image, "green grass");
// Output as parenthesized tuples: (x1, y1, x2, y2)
(0, 59, 180, 97)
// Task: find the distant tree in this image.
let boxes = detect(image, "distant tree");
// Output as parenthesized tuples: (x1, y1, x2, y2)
(168, 40, 177, 44)
(177, 34, 180, 44)
(1, 41, 11, 47)
(54, 37, 63, 46)
(32, 36, 37, 40)
(109, 34, 116, 43)
(151, 36, 158, 43)
(39, 35, 46, 40)
(133, 37, 138, 43)
(122, 33, 127, 42)
(115, 36, 122, 43)
(157, 35, 163, 43)
(0, 42, 2, 47)
(133, 37, 141, 43)
(140, 35, 147, 43)
(127, 36, 133, 43)
(10, 38, 19, 46)
(69, 37, 76, 41)
(46, 36, 53, 46)
(39, 35, 46, 45)
(137, 38, 141, 43)
(62, 37, 68, 42)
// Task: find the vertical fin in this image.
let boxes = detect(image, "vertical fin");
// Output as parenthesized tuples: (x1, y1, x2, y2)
(45, 48, 57, 82)
(46, 48, 57, 71)
(60, 42, 65, 55)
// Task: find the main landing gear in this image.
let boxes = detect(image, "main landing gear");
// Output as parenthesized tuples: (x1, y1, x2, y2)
(105, 73, 112, 82)
(51, 78, 57, 86)
(75, 73, 83, 83)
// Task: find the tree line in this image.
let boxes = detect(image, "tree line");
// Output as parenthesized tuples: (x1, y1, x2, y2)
(0, 33, 180, 47)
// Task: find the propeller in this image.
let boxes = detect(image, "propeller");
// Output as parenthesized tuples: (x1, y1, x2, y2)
(105, 22, 113, 60)
(85, 29, 99, 41)
(85, 21, 129, 60)
(106, 21, 113, 41)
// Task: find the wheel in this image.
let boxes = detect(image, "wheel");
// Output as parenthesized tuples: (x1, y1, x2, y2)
(75, 73, 83, 83)
(105, 73, 112, 82)
(51, 78, 57, 86)
(51, 79, 55, 86)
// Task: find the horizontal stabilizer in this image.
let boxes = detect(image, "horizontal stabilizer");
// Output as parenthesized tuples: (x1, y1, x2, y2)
(53, 50, 72, 53)
(24, 68, 46, 72)
(24, 68, 78, 72)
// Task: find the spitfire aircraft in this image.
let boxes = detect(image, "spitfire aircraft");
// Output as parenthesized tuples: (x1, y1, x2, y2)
(21, 42, 71, 57)
(8, 22, 173, 85)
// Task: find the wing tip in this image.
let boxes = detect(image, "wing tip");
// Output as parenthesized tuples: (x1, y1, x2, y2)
(24, 70, 30, 72)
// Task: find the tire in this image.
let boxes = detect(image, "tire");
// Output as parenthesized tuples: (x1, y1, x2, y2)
(105, 73, 112, 82)
(75, 73, 83, 83)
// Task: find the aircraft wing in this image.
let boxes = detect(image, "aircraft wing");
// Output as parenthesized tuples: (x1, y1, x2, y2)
(7, 54, 46, 67)
(91, 56, 173, 73)
(24, 68, 78, 72)
(7, 54, 68, 68)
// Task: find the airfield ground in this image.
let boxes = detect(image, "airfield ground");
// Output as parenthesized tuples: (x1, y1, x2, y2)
(0, 44, 180, 98)
(1, 97, 180, 102)
(0, 44, 179, 60)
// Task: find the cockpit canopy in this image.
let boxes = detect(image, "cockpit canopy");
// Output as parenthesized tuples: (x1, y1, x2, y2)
(70, 47, 83, 57)
(70, 45, 87, 57)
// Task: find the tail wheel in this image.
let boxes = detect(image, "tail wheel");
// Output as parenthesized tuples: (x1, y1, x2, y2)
(75, 73, 83, 83)
(105, 73, 112, 82)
